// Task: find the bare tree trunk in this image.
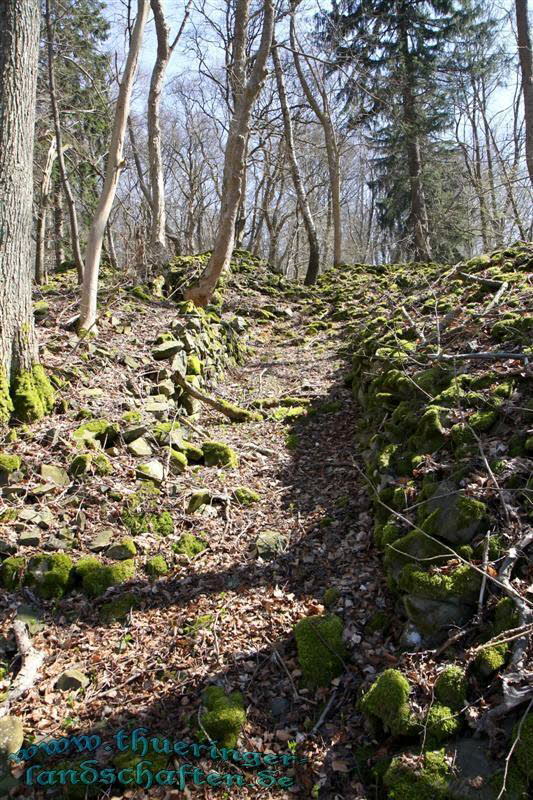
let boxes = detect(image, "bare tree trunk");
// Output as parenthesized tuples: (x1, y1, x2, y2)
(272, 43, 320, 285)
(185, 0, 275, 306)
(44, 0, 84, 283)
(35, 137, 58, 284)
(289, 11, 342, 266)
(516, 0, 533, 186)
(78, 0, 149, 333)
(53, 174, 65, 269)
(148, 0, 191, 265)
(0, 0, 54, 423)
(106, 224, 119, 271)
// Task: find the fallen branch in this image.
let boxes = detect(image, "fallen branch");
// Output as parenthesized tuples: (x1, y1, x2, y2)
(482, 281, 509, 315)
(0, 620, 44, 718)
(173, 372, 261, 422)
(428, 351, 530, 362)
(459, 271, 504, 288)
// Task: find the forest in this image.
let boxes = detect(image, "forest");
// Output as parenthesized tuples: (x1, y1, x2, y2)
(0, 1, 532, 798)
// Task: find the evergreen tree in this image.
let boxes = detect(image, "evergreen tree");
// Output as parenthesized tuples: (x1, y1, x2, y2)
(322, 0, 488, 261)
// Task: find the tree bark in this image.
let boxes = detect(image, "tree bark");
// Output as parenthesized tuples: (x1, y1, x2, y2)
(78, 0, 150, 333)
(0, 0, 54, 423)
(148, 0, 191, 265)
(44, 0, 85, 283)
(272, 43, 320, 285)
(516, 0, 533, 186)
(185, 0, 275, 307)
(53, 173, 65, 270)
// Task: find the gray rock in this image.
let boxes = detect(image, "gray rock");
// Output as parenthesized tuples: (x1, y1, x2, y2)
(127, 437, 153, 457)
(143, 399, 173, 418)
(40, 464, 69, 487)
(54, 669, 89, 691)
(255, 530, 287, 560)
(0, 716, 23, 761)
(425, 480, 488, 544)
(270, 697, 290, 719)
(0, 540, 17, 556)
(88, 529, 114, 552)
(152, 341, 182, 360)
(448, 738, 500, 799)
(136, 460, 164, 484)
(156, 379, 175, 398)
(403, 594, 472, 639)
(122, 425, 148, 444)
(107, 539, 136, 560)
(18, 528, 41, 547)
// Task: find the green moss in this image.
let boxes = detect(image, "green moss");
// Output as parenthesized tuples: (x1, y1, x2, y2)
(434, 666, 467, 711)
(122, 510, 150, 535)
(286, 433, 299, 450)
(491, 764, 529, 800)
(398, 564, 481, 602)
(100, 592, 138, 623)
(232, 486, 260, 505)
(122, 410, 142, 424)
(145, 555, 169, 578)
(473, 644, 508, 677)
(456, 495, 487, 529)
(1, 556, 26, 590)
(494, 597, 520, 635)
(202, 441, 239, 467)
(168, 447, 188, 473)
(0, 367, 14, 422)
(72, 418, 120, 447)
(0, 453, 21, 473)
(425, 703, 461, 745)
(215, 399, 261, 423)
(69, 453, 92, 477)
(359, 669, 415, 736)
(491, 313, 533, 343)
(469, 409, 498, 432)
(24, 553, 73, 599)
(186, 355, 202, 375)
(187, 490, 212, 513)
(93, 453, 113, 475)
(181, 440, 204, 462)
(513, 713, 533, 780)
(12, 365, 55, 422)
(75, 557, 135, 597)
(323, 587, 341, 608)
(172, 533, 207, 557)
(200, 686, 246, 748)
(415, 406, 447, 450)
(294, 614, 346, 689)
(383, 749, 451, 800)
(154, 511, 174, 536)
(367, 610, 391, 634)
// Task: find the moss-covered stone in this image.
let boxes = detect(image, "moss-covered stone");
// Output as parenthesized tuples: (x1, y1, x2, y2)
(72, 418, 120, 448)
(513, 713, 533, 780)
(186, 355, 202, 375)
(145, 555, 169, 578)
(0, 453, 21, 474)
(172, 533, 207, 557)
(181, 440, 204, 462)
(232, 486, 260, 505)
(323, 587, 341, 608)
(12, 365, 55, 422)
(202, 441, 238, 468)
(24, 553, 73, 599)
(100, 592, 138, 623)
(93, 453, 113, 475)
(167, 447, 187, 473)
(359, 669, 415, 736)
(106, 537, 136, 560)
(469, 409, 498, 432)
(398, 563, 481, 602)
(200, 686, 246, 748)
(69, 453, 92, 477)
(383, 749, 452, 800)
(216, 399, 262, 423)
(473, 644, 508, 678)
(1, 556, 26, 590)
(294, 614, 346, 689)
(75, 557, 135, 597)
(425, 703, 461, 745)
(434, 666, 467, 711)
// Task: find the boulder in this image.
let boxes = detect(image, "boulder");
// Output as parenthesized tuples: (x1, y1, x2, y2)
(423, 480, 488, 544)
(127, 437, 153, 457)
(54, 669, 89, 691)
(136, 460, 164, 484)
(40, 464, 69, 487)
(255, 530, 286, 560)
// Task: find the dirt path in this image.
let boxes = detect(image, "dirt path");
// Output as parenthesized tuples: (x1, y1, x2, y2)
(1, 291, 393, 800)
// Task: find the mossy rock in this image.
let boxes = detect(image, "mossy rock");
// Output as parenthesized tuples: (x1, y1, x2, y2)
(106, 537, 136, 561)
(72, 418, 120, 448)
(24, 553, 73, 599)
(421, 481, 488, 545)
(172, 533, 207, 558)
(232, 486, 260, 506)
(187, 490, 213, 514)
(1, 556, 26, 590)
(384, 530, 451, 583)
(181, 440, 204, 463)
(323, 587, 341, 608)
(202, 441, 238, 468)
(200, 686, 246, 748)
(167, 448, 187, 473)
(145, 555, 169, 578)
(383, 749, 452, 800)
(0, 454, 21, 476)
(425, 703, 461, 745)
(398, 564, 481, 603)
(12, 365, 55, 422)
(434, 666, 467, 711)
(294, 614, 346, 689)
(473, 644, 508, 678)
(100, 592, 138, 623)
(74, 557, 135, 597)
(359, 669, 415, 736)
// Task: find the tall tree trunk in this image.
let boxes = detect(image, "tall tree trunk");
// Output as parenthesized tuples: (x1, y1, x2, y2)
(273, 43, 320, 285)
(148, 0, 191, 265)
(53, 174, 65, 269)
(44, 0, 84, 283)
(35, 137, 57, 284)
(78, 0, 149, 333)
(185, 0, 275, 307)
(516, 0, 533, 186)
(0, 0, 54, 423)
(398, 10, 432, 262)
(289, 12, 343, 266)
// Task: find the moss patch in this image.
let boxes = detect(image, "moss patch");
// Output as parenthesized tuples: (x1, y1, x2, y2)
(202, 441, 238, 468)
(294, 614, 346, 689)
(434, 666, 467, 711)
(75, 557, 135, 597)
(200, 686, 246, 748)
(24, 553, 73, 599)
(359, 669, 415, 736)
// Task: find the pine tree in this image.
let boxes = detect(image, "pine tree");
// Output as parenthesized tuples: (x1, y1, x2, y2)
(322, 0, 486, 261)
